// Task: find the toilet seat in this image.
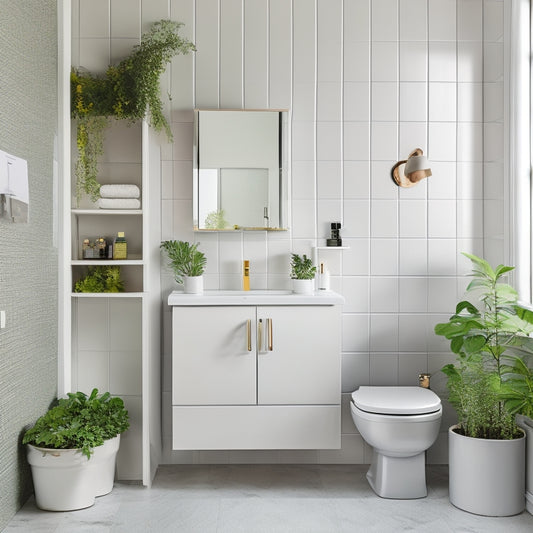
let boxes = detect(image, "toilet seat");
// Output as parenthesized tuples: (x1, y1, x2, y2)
(351, 386, 441, 415)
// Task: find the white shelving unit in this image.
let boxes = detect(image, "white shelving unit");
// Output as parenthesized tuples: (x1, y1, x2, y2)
(59, 2, 161, 485)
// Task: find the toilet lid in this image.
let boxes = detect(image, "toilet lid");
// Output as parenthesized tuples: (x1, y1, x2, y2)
(351, 386, 441, 415)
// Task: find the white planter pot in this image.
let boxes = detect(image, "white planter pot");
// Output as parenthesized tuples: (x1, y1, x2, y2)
(183, 275, 203, 294)
(26, 445, 96, 511)
(292, 279, 314, 294)
(91, 435, 120, 497)
(448, 425, 526, 516)
(516, 415, 533, 515)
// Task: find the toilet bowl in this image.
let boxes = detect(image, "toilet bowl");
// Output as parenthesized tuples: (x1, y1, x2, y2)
(351, 386, 442, 499)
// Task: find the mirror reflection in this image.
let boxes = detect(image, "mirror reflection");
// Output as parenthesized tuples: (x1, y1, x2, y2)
(193, 109, 288, 231)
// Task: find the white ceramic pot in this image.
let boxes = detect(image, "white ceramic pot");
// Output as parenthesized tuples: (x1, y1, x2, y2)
(183, 275, 203, 294)
(292, 279, 314, 294)
(448, 425, 526, 516)
(26, 444, 96, 511)
(91, 435, 120, 497)
(516, 415, 533, 515)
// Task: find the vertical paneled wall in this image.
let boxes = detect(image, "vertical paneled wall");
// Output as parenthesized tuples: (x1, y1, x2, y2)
(74, 0, 506, 464)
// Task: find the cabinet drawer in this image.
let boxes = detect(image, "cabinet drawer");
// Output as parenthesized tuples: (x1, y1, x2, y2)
(172, 405, 340, 450)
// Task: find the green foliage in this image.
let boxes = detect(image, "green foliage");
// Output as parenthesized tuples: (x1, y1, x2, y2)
(23, 389, 129, 459)
(435, 253, 533, 439)
(204, 209, 229, 229)
(161, 240, 207, 284)
(71, 20, 196, 205)
(290, 253, 317, 280)
(74, 266, 125, 293)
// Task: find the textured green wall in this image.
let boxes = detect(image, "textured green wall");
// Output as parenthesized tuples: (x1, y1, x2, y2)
(0, 1, 58, 528)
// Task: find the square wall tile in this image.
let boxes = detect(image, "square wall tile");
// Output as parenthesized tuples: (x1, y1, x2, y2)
(400, 82, 427, 122)
(111, 0, 140, 38)
(372, 0, 398, 41)
(399, 277, 428, 313)
(483, 42, 504, 82)
(344, 42, 370, 82)
(267, 239, 291, 276)
(372, 83, 398, 122)
(292, 160, 316, 200)
(429, 42, 457, 82)
(399, 200, 427, 238)
(342, 238, 370, 276)
(457, 0, 482, 41)
(370, 239, 398, 276)
(79, 38, 110, 73)
(370, 277, 399, 313)
(428, 162, 457, 200)
(457, 123, 483, 162)
(344, 122, 370, 160)
(428, 200, 456, 238)
(344, 161, 371, 199)
(399, 239, 427, 276)
(428, 239, 457, 275)
(243, 233, 268, 273)
(369, 352, 398, 385)
(429, 0, 456, 41)
(292, 82, 316, 121)
(77, 351, 109, 394)
(399, 42, 427, 82)
(292, 122, 316, 161)
(341, 353, 370, 393)
(371, 161, 398, 199)
(484, 0, 504, 42)
(456, 162, 482, 199)
(318, 161, 342, 199)
(398, 315, 428, 352)
(371, 200, 398, 238)
(342, 314, 370, 352)
(77, 299, 109, 352)
(344, 82, 370, 121)
(428, 277, 458, 313)
(429, 83, 457, 122)
(398, 353, 428, 386)
(458, 82, 483, 122)
(370, 315, 399, 352)
(292, 199, 316, 239)
(458, 42, 483, 82)
(342, 277, 369, 313)
(317, 122, 342, 161)
(399, 0, 427, 41)
(457, 199, 483, 239)
(372, 42, 398, 82)
(428, 123, 457, 162)
(318, 82, 342, 121)
(398, 123, 428, 165)
(219, 232, 243, 274)
(484, 123, 504, 162)
(343, 200, 370, 238)
(110, 351, 142, 396)
(173, 161, 193, 200)
(109, 299, 142, 351)
(80, 0, 110, 38)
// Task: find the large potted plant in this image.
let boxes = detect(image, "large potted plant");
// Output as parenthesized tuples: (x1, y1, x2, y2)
(435, 253, 533, 516)
(161, 240, 207, 294)
(71, 19, 195, 205)
(23, 389, 129, 511)
(290, 253, 316, 294)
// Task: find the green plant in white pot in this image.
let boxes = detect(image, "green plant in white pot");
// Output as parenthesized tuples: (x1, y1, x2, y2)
(290, 253, 317, 294)
(161, 240, 207, 294)
(23, 389, 129, 511)
(435, 253, 533, 516)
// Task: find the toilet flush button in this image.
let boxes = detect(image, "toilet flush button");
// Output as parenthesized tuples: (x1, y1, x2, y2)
(0, 310, 5, 329)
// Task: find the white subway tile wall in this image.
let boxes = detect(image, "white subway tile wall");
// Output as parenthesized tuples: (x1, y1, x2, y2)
(73, 0, 506, 465)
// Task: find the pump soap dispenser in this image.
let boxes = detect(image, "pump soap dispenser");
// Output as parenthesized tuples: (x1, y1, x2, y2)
(243, 260, 250, 291)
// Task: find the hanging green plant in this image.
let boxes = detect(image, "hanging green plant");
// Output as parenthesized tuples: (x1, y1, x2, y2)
(71, 19, 196, 205)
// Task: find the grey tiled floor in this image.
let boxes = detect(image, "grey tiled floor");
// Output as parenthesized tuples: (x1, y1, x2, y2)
(5, 465, 533, 532)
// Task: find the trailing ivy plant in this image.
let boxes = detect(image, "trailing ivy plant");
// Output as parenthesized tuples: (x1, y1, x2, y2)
(290, 253, 316, 280)
(23, 389, 129, 459)
(74, 265, 125, 293)
(434, 253, 533, 440)
(71, 19, 196, 205)
(160, 240, 207, 284)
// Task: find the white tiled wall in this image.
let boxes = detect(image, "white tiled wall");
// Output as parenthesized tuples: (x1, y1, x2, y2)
(74, 0, 506, 465)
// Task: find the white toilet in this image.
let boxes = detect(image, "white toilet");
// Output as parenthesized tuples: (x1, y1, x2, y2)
(351, 386, 442, 499)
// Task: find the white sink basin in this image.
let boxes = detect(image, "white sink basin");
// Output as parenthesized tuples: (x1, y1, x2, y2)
(205, 290, 292, 296)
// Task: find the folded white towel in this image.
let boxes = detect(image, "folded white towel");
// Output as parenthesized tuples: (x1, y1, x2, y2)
(100, 184, 140, 199)
(97, 198, 141, 210)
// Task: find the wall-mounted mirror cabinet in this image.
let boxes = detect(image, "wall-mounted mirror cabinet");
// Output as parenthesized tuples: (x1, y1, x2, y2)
(193, 109, 289, 231)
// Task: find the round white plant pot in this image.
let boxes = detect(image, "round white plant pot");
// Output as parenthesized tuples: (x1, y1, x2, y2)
(448, 425, 526, 516)
(292, 279, 314, 294)
(183, 275, 203, 294)
(26, 444, 96, 511)
(91, 435, 120, 497)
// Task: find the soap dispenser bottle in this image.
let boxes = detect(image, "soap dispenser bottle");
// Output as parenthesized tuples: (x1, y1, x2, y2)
(318, 262, 330, 290)
(243, 260, 250, 291)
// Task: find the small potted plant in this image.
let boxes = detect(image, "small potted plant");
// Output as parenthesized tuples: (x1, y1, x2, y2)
(434, 253, 533, 516)
(290, 253, 317, 294)
(161, 240, 207, 294)
(23, 389, 129, 511)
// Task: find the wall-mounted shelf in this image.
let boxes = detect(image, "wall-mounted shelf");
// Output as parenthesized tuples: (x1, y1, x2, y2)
(72, 209, 143, 216)
(71, 292, 144, 298)
(71, 258, 143, 266)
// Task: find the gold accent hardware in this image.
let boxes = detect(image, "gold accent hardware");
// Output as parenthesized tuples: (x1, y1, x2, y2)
(267, 318, 273, 351)
(258, 319, 263, 351)
(247, 319, 252, 351)
(418, 373, 431, 388)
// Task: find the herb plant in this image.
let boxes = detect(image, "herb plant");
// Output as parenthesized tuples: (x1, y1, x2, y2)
(74, 265, 125, 293)
(161, 240, 207, 284)
(435, 253, 533, 439)
(71, 20, 196, 205)
(204, 209, 229, 229)
(23, 389, 129, 459)
(290, 253, 317, 280)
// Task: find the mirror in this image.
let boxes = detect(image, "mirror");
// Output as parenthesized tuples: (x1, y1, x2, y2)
(193, 109, 289, 231)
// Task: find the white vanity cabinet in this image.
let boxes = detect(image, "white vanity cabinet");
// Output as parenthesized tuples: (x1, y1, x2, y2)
(170, 291, 343, 450)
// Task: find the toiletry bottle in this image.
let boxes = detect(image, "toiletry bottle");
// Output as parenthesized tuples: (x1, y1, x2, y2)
(318, 262, 330, 290)
(113, 232, 127, 260)
(243, 260, 250, 291)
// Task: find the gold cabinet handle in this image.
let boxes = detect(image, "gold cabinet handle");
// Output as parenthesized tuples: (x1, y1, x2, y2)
(267, 318, 273, 351)
(258, 318, 263, 351)
(247, 319, 252, 351)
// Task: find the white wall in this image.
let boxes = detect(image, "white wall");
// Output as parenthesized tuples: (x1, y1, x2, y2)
(73, 0, 506, 465)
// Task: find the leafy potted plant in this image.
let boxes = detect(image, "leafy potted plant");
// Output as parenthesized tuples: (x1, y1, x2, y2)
(161, 240, 207, 294)
(290, 253, 316, 294)
(23, 389, 129, 511)
(434, 253, 533, 516)
(71, 19, 195, 205)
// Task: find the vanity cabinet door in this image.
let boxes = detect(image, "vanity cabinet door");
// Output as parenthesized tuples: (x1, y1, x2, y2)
(172, 306, 257, 405)
(257, 305, 341, 405)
